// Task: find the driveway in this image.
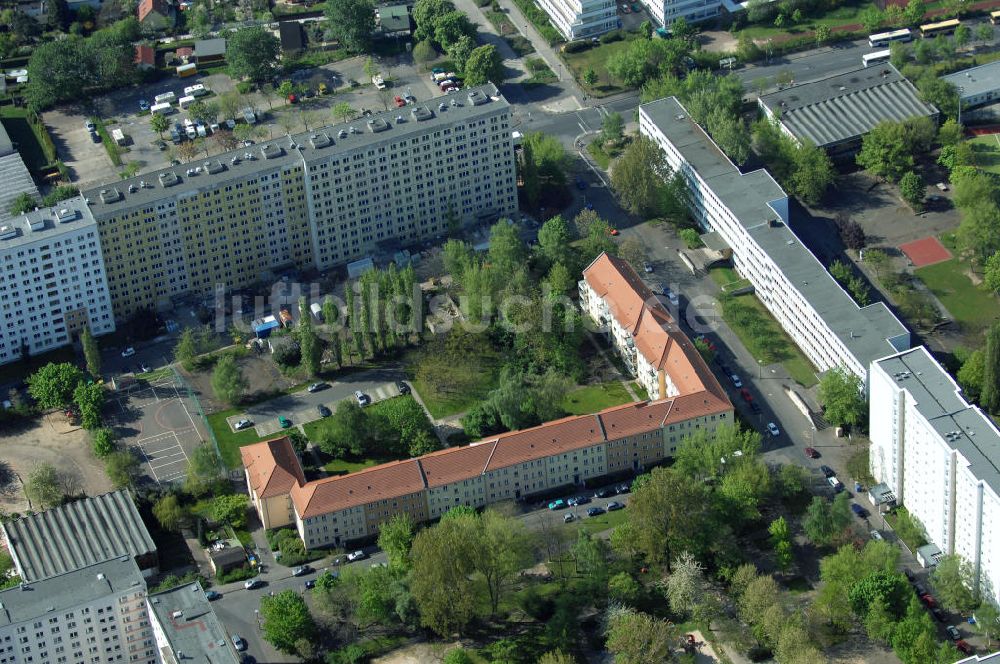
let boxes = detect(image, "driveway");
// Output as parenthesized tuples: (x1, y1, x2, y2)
(225, 369, 407, 436)
(43, 107, 118, 186)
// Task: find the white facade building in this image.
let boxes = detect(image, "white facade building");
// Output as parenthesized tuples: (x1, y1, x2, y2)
(870, 346, 1000, 606)
(638, 0, 720, 29)
(0, 196, 114, 365)
(0, 556, 156, 664)
(536, 0, 618, 40)
(639, 96, 910, 386)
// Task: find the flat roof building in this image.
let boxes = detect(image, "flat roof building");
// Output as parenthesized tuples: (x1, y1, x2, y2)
(147, 583, 240, 664)
(82, 85, 517, 320)
(637, 0, 721, 29)
(0, 195, 115, 364)
(870, 346, 1000, 605)
(942, 60, 1000, 109)
(2, 489, 157, 582)
(640, 96, 910, 386)
(0, 556, 156, 664)
(536, 0, 618, 40)
(757, 65, 939, 154)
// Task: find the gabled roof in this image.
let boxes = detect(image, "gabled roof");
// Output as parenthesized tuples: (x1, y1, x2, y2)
(138, 0, 173, 20)
(195, 37, 226, 57)
(484, 413, 606, 471)
(134, 44, 155, 66)
(291, 459, 427, 518)
(1, 490, 155, 582)
(420, 441, 496, 488)
(240, 437, 306, 499)
(584, 252, 654, 330)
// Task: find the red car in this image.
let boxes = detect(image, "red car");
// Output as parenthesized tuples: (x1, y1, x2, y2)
(287, 94, 298, 104)
(956, 640, 973, 655)
(609, 228, 620, 236)
(740, 388, 753, 402)
(920, 593, 937, 608)
(393, 95, 405, 108)
(804, 447, 819, 459)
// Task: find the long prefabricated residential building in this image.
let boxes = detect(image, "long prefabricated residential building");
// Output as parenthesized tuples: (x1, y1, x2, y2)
(639, 96, 910, 386)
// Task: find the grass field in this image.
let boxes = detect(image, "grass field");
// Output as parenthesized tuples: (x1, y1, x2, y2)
(969, 134, 1000, 176)
(915, 258, 1000, 332)
(736, 2, 876, 40)
(578, 505, 629, 535)
(561, 34, 642, 97)
(410, 370, 499, 419)
(0, 108, 48, 172)
(208, 409, 271, 469)
(562, 382, 633, 415)
(323, 457, 380, 474)
(719, 291, 818, 387)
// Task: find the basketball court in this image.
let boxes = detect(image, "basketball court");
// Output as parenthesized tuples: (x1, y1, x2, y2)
(899, 236, 952, 268)
(109, 376, 208, 486)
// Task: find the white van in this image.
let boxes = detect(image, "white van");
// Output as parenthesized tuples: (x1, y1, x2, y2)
(178, 95, 196, 110)
(154, 91, 176, 105)
(184, 83, 208, 97)
(150, 102, 174, 115)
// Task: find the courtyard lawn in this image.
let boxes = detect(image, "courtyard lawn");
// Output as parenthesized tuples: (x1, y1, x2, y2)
(208, 409, 271, 469)
(915, 258, 1000, 332)
(969, 134, 1000, 176)
(561, 34, 643, 97)
(409, 367, 499, 420)
(0, 107, 50, 172)
(718, 292, 818, 387)
(562, 382, 634, 415)
(578, 505, 630, 535)
(323, 458, 380, 475)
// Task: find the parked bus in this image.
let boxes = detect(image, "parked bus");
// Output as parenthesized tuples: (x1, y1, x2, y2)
(991, 9, 1000, 24)
(868, 28, 912, 47)
(150, 102, 174, 115)
(920, 19, 960, 38)
(178, 95, 196, 110)
(863, 49, 892, 67)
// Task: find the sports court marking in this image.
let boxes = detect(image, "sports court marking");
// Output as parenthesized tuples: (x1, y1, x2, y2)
(899, 236, 952, 268)
(133, 429, 191, 484)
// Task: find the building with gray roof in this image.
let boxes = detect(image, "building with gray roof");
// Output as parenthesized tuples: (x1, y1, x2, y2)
(757, 65, 939, 154)
(0, 556, 157, 663)
(942, 60, 1000, 109)
(640, 96, 910, 386)
(0, 195, 115, 365)
(870, 345, 1000, 605)
(148, 583, 241, 664)
(0, 121, 40, 225)
(2, 489, 157, 582)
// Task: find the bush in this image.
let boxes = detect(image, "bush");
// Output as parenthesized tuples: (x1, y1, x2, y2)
(152, 571, 207, 593)
(216, 565, 257, 583)
(600, 29, 624, 43)
(679, 228, 702, 249)
(563, 40, 594, 53)
(236, 81, 256, 94)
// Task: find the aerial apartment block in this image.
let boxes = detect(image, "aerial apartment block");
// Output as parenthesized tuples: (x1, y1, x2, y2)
(244, 388, 732, 549)
(81, 85, 517, 320)
(147, 583, 240, 663)
(536, 0, 618, 40)
(870, 346, 1000, 606)
(639, 96, 911, 386)
(580, 252, 716, 402)
(0, 556, 156, 664)
(637, 0, 720, 30)
(0, 196, 115, 364)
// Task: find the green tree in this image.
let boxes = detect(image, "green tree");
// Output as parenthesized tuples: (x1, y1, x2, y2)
(153, 494, 186, 531)
(974, 601, 1000, 646)
(954, 23, 971, 50)
(92, 427, 117, 458)
(210, 494, 248, 528)
(317, 399, 369, 456)
(448, 35, 474, 73)
(25, 36, 91, 109)
(904, 0, 924, 25)
(538, 651, 575, 664)
(410, 511, 480, 635)
(976, 22, 994, 45)
(601, 111, 624, 142)
(861, 6, 883, 32)
(187, 100, 218, 123)
(297, 298, 322, 376)
(226, 26, 281, 83)
(150, 112, 170, 139)
(174, 328, 199, 370)
(938, 118, 964, 147)
(105, 450, 140, 488)
(260, 590, 316, 655)
(583, 67, 598, 87)
(849, 570, 910, 618)
(73, 381, 105, 429)
(332, 101, 357, 124)
(899, 171, 925, 209)
(957, 348, 985, 402)
(24, 464, 64, 509)
(610, 135, 676, 217)
(413, 0, 456, 43)
(865, 596, 897, 645)
(470, 510, 535, 615)
(444, 649, 474, 664)
(463, 44, 503, 86)
(609, 571, 642, 605)
(984, 320, 1000, 413)
(211, 354, 247, 406)
(604, 607, 677, 663)
(186, 442, 221, 497)
(28, 362, 84, 410)
(857, 121, 915, 182)
(803, 495, 852, 546)
(434, 11, 474, 51)
(81, 326, 101, 377)
(815, 24, 832, 44)
(769, 516, 793, 573)
(790, 140, 836, 205)
(413, 39, 436, 63)
(818, 366, 866, 429)
(931, 554, 977, 612)
(377, 513, 415, 571)
(537, 214, 576, 269)
(324, 0, 376, 53)
(662, 550, 706, 616)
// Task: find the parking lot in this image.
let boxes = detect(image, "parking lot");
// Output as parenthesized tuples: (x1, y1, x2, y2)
(43, 107, 119, 186)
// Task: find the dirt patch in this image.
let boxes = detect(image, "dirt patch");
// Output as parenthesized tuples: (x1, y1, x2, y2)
(698, 30, 738, 54)
(182, 353, 304, 415)
(0, 413, 112, 513)
(372, 642, 458, 664)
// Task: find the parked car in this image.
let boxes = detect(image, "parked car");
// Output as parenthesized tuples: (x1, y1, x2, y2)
(870, 530, 883, 541)
(956, 640, 973, 655)
(587, 506, 606, 517)
(292, 565, 312, 577)
(767, 422, 780, 436)
(563, 513, 575, 523)
(921, 593, 937, 608)
(643, 262, 653, 273)
(396, 380, 410, 395)
(819, 465, 834, 477)
(805, 447, 820, 459)
(243, 578, 262, 590)
(903, 568, 916, 582)
(84, 119, 96, 132)
(608, 228, 619, 236)
(593, 487, 611, 499)
(947, 626, 961, 641)
(307, 382, 328, 393)
(914, 582, 928, 596)
(615, 483, 631, 494)
(121, 347, 136, 357)
(850, 503, 868, 518)
(138, 99, 150, 111)
(278, 416, 292, 428)
(932, 608, 946, 622)
(304, 579, 316, 589)
(567, 496, 590, 507)
(347, 550, 367, 562)
(575, 176, 588, 190)
(205, 590, 221, 601)
(730, 374, 742, 388)
(394, 95, 406, 107)
(547, 499, 566, 510)
(749, 401, 761, 414)
(317, 404, 332, 417)
(607, 501, 625, 511)
(234, 418, 253, 430)
(740, 388, 753, 403)
(663, 287, 679, 307)
(355, 390, 370, 406)
(827, 476, 844, 492)
(232, 634, 247, 651)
